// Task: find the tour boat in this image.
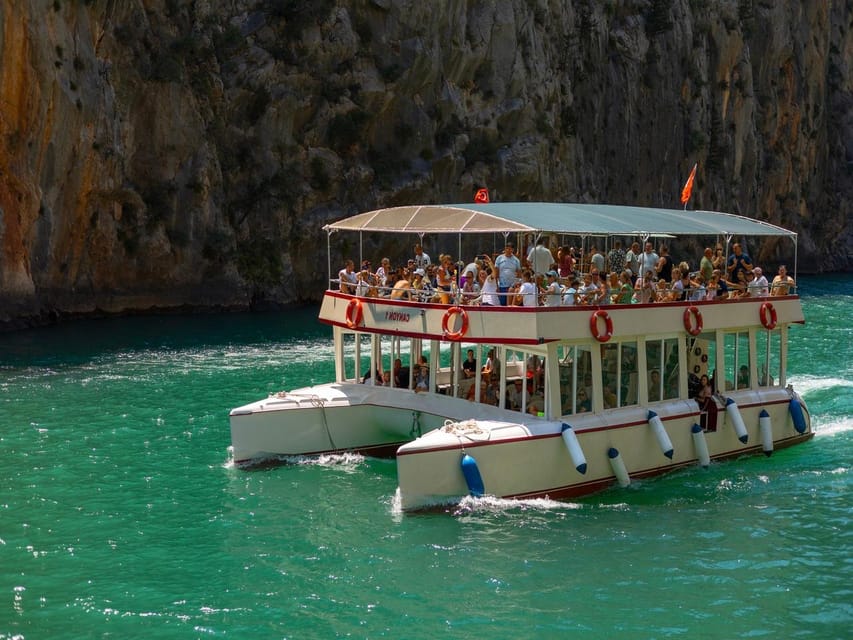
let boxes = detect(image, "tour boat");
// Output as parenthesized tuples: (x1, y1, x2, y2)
(229, 203, 813, 511)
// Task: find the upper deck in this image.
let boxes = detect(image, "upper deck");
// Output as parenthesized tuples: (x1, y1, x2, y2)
(319, 291, 803, 345)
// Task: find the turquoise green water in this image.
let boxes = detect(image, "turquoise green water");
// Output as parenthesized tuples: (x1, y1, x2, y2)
(1, 276, 850, 639)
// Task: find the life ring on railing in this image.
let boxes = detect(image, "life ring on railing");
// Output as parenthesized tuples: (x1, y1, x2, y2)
(760, 302, 777, 330)
(345, 298, 363, 329)
(589, 310, 613, 343)
(441, 306, 469, 340)
(683, 306, 703, 336)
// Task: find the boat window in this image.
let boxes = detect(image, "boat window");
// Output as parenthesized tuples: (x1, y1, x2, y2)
(558, 344, 592, 415)
(756, 328, 781, 387)
(724, 331, 751, 390)
(646, 337, 680, 401)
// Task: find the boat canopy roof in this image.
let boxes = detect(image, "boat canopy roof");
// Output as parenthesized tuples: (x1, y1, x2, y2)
(323, 203, 797, 238)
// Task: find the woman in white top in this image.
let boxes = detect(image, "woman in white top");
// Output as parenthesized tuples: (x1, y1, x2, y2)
(478, 266, 501, 306)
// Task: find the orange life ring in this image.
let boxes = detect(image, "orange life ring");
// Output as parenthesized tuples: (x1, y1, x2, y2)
(345, 298, 363, 329)
(760, 302, 777, 330)
(683, 306, 703, 336)
(442, 306, 469, 340)
(589, 310, 613, 343)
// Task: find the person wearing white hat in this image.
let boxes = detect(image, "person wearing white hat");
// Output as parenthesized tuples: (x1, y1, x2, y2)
(752, 267, 769, 296)
(543, 270, 562, 307)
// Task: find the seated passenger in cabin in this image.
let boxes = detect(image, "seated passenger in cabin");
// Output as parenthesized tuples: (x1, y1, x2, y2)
(737, 365, 750, 389)
(696, 374, 712, 401)
(576, 388, 591, 412)
(649, 369, 662, 401)
(482, 349, 501, 379)
(771, 265, 795, 295)
(527, 382, 545, 415)
(507, 378, 524, 410)
(392, 359, 410, 388)
(603, 383, 617, 409)
(414, 364, 429, 392)
(339, 259, 358, 294)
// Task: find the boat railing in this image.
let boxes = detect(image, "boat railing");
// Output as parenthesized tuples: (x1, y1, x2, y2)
(328, 278, 796, 306)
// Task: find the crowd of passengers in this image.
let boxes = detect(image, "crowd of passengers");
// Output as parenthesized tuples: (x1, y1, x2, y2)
(339, 240, 797, 305)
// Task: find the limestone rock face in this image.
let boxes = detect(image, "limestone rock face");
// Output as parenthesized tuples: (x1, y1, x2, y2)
(0, 0, 850, 327)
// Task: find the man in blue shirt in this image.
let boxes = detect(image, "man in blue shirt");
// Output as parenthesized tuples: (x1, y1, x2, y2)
(726, 243, 753, 282)
(494, 244, 521, 305)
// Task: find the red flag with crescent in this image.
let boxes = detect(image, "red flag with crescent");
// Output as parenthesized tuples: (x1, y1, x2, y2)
(680, 164, 697, 206)
(474, 188, 490, 203)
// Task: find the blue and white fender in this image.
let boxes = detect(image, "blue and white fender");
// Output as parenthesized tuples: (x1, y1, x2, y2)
(561, 423, 588, 474)
(725, 398, 749, 444)
(608, 447, 631, 488)
(691, 423, 710, 468)
(647, 410, 674, 459)
(759, 409, 773, 456)
(789, 397, 808, 434)
(460, 453, 484, 497)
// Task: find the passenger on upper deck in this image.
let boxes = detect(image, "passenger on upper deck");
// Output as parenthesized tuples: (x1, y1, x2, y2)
(515, 270, 538, 307)
(339, 260, 357, 294)
(577, 273, 597, 305)
(589, 246, 605, 274)
(625, 241, 641, 282)
(413, 244, 431, 270)
(460, 269, 479, 304)
(640, 242, 659, 278)
(376, 258, 391, 288)
(607, 241, 626, 275)
(726, 243, 753, 281)
(390, 270, 413, 300)
(436, 255, 456, 304)
(634, 269, 655, 304)
(712, 245, 726, 271)
(557, 246, 575, 279)
(771, 265, 796, 295)
(495, 244, 522, 305)
(614, 271, 634, 304)
(750, 267, 770, 297)
(656, 245, 674, 283)
(528, 238, 554, 276)
(589, 272, 609, 305)
(477, 264, 501, 306)
(543, 271, 563, 307)
(562, 278, 580, 305)
(700, 248, 714, 283)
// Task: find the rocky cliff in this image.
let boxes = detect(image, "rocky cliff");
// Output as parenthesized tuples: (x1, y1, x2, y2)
(1, 0, 851, 328)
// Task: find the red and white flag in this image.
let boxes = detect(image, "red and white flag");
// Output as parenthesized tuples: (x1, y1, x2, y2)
(474, 188, 490, 203)
(680, 163, 697, 206)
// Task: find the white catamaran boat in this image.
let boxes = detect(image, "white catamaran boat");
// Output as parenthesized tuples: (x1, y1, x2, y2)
(229, 203, 812, 511)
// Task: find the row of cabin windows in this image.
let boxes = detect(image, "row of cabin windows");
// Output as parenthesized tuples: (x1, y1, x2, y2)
(339, 328, 784, 417)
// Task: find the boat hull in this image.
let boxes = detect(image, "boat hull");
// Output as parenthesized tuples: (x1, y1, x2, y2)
(396, 389, 813, 511)
(229, 383, 519, 464)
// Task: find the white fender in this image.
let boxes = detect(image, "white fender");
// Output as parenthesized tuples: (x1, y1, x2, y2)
(725, 398, 749, 444)
(759, 409, 773, 456)
(691, 423, 710, 468)
(608, 447, 631, 488)
(647, 410, 674, 459)
(561, 424, 588, 474)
